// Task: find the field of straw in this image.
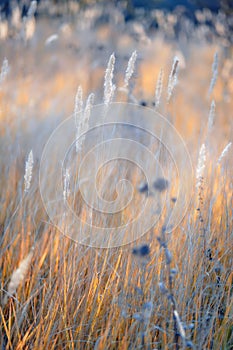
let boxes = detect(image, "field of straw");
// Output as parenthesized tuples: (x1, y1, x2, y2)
(0, 2, 232, 349)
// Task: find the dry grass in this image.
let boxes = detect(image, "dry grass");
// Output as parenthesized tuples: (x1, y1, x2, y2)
(0, 5, 232, 349)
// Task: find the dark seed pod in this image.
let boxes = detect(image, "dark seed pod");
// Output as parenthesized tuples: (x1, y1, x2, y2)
(186, 340, 194, 348)
(138, 181, 149, 193)
(139, 244, 150, 256)
(132, 244, 150, 257)
(153, 177, 169, 192)
(159, 282, 167, 294)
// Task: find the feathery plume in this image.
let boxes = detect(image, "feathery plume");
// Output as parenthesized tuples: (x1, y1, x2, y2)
(167, 56, 179, 102)
(23, 1, 37, 42)
(3, 249, 34, 305)
(63, 168, 71, 203)
(155, 68, 164, 109)
(27, 0, 37, 18)
(104, 53, 116, 106)
(217, 142, 232, 165)
(208, 52, 218, 96)
(208, 100, 215, 132)
(84, 93, 95, 125)
(0, 58, 9, 84)
(124, 51, 137, 88)
(76, 93, 94, 152)
(24, 150, 33, 192)
(174, 310, 186, 340)
(196, 144, 206, 189)
(74, 86, 83, 129)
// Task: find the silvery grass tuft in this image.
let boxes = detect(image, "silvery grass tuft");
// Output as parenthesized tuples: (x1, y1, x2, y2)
(63, 168, 71, 203)
(208, 100, 215, 132)
(167, 56, 179, 102)
(75, 92, 95, 152)
(173, 310, 186, 343)
(27, 0, 37, 18)
(118, 51, 138, 104)
(74, 85, 83, 129)
(24, 150, 33, 192)
(124, 50, 137, 88)
(22, 0, 37, 42)
(0, 57, 9, 85)
(196, 143, 206, 190)
(84, 93, 95, 122)
(3, 248, 34, 306)
(217, 142, 232, 165)
(208, 52, 218, 96)
(104, 53, 116, 106)
(155, 68, 164, 109)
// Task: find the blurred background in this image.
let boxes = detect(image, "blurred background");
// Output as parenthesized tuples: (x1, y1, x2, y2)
(0, 0, 232, 153)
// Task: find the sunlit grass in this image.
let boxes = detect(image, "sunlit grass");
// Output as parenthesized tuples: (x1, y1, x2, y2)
(0, 7, 232, 349)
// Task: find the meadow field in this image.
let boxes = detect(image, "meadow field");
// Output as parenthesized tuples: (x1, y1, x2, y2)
(0, 2, 232, 349)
